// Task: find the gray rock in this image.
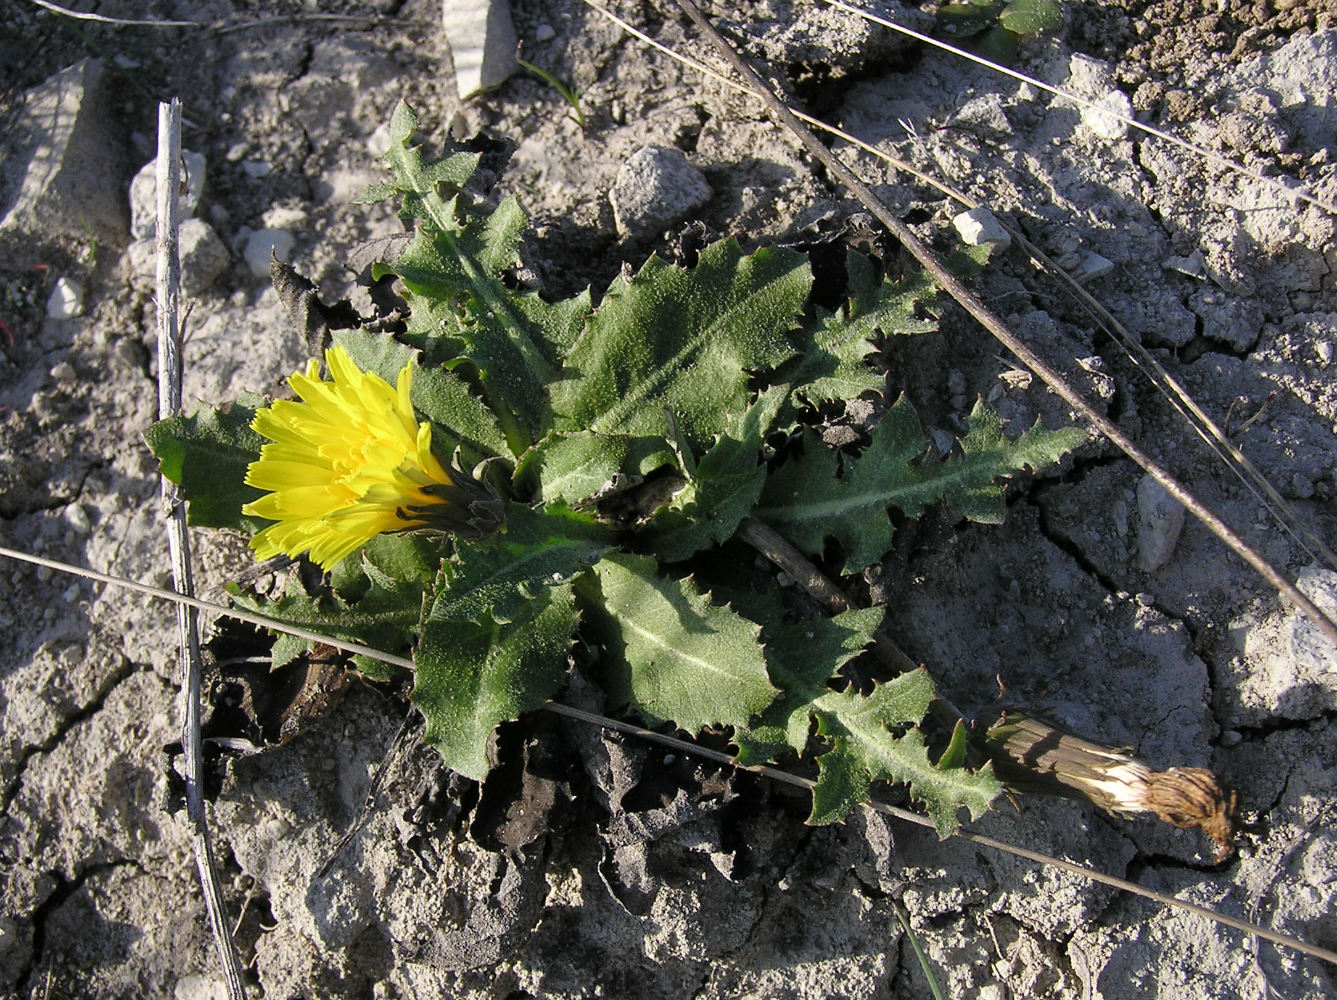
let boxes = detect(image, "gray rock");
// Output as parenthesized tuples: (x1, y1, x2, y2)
(952, 207, 1012, 251)
(610, 146, 712, 239)
(443, 0, 518, 99)
(243, 228, 296, 278)
(949, 93, 1013, 139)
(1069, 251, 1115, 283)
(128, 149, 207, 240)
(126, 219, 229, 295)
(1136, 474, 1185, 572)
(1287, 564, 1337, 675)
(0, 59, 128, 269)
(1233, 30, 1337, 150)
(178, 219, 230, 294)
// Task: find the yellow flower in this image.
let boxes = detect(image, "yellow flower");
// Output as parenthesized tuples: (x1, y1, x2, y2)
(242, 345, 501, 570)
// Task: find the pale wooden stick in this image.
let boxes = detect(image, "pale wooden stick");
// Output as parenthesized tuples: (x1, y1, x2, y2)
(155, 98, 248, 1000)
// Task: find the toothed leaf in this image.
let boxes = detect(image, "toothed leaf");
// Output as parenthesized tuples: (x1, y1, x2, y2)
(587, 552, 777, 731)
(550, 239, 810, 452)
(414, 581, 577, 780)
(430, 502, 612, 625)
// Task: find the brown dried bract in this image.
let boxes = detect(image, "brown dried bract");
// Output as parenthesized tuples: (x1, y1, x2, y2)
(979, 709, 1239, 862)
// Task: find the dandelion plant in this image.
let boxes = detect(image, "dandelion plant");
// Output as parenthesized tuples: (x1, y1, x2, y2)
(146, 102, 1089, 837)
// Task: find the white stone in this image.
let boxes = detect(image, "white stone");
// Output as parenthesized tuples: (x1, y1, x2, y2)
(128, 149, 206, 240)
(443, 0, 518, 99)
(241, 160, 272, 178)
(244, 228, 296, 278)
(1136, 475, 1185, 572)
(262, 205, 308, 230)
(952, 207, 1011, 251)
(1082, 90, 1133, 141)
(46, 276, 85, 318)
(534, 22, 555, 42)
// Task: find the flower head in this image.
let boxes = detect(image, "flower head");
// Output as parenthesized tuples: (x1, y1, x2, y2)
(242, 345, 501, 570)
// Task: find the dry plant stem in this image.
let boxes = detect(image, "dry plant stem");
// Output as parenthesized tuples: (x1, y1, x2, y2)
(3, 543, 1333, 968)
(155, 99, 248, 1000)
(586, 0, 1336, 575)
(672, 0, 1337, 652)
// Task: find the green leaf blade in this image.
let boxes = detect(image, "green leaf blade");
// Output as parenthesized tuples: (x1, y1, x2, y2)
(430, 502, 613, 625)
(415, 582, 577, 780)
(551, 239, 811, 451)
(589, 553, 777, 731)
(144, 398, 266, 530)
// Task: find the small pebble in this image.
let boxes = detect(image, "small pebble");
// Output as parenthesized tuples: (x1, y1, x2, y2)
(241, 160, 272, 178)
(952, 207, 1011, 251)
(534, 22, 556, 41)
(46, 277, 85, 319)
(243, 228, 296, 278)
(1135, 592, 1155, 607)
(1136, 474, 1185, 572)
(1316, 340, 1332, 364)
(49, 361, 76, 383)
(64, 504, 91, 533)
(1219, 730, 1243, 747)
(1070, 251, 1115, 283)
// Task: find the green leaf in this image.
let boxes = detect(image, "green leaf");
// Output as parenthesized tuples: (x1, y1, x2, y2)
(972, 24, 1020, 63)
(998, 0, 1062, 36)
(514, 431, 675, 506)
(783, 254, 937, 409)
(230, 560, 425, 682)
(587, 552, 777, 731)
(935, 3, 995, 37)
(733, 607, 885, 765)
(734, 609, 997, 834)
(755, 396, 1084, 572)
(362, 102, 481, 210)
(949, 399, 1088, 523)
(430, 501, 612, 625)
(332, 329, 509, 468)
(415, 581, 577, 780)
(143, 398, 266, 530)
(550, 239, 810, 452)
(387, 197, 560, 437)
(368, 102, 592, 448)
(641, 386, 788, 562)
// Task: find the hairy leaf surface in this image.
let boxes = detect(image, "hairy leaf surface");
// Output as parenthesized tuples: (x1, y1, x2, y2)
(784, 255, 937, 408)
(588, 553, 777, 731)
(415, 581, 576, 780)
(145, 397, 266, 530)
(641, 386, 788, 562)
(735, 609, 997, 834)
(550, 240, 810, 452)
(756, 395, 1084, 572)
(430, 502, 612, 625)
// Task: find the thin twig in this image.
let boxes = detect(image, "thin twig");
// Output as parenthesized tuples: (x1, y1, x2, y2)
(28, 0, 377, 34)
(671, 0, 1337, 652)
(155, 99, 248, 1000)
(30, 0, 198, 25)
(2, 541, 1332, 966)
